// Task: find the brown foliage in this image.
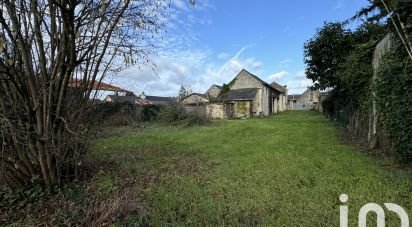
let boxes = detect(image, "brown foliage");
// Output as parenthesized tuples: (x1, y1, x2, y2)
(0, 0, 166, 189)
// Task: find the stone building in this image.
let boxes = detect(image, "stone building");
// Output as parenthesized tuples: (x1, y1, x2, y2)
(206, 69, 287, 119)
(205, 84, 222, 100)
(288, 88, 320, 110)
(181, 93, 209, 106)
(270, 81, 288, 112)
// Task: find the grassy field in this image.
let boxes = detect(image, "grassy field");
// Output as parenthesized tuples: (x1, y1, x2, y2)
(93, 111, 412, 226)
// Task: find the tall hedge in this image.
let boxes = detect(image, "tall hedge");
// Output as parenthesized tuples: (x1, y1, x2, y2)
(375, 49, 412, 162)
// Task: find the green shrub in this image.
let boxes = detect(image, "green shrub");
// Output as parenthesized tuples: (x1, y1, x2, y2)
(156, 105, 186, 122)
(141, 105, 161, 121)
(156, 105, 210, 127)
(375, 51, 412, 162)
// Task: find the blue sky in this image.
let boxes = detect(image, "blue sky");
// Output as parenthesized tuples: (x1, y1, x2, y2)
(111, 0, 369, 97)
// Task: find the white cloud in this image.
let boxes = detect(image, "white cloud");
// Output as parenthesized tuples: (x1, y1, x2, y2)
(109, 0, 216, 97)
(265, 70, 312, 94)
(286, 79, 313, 94)
(111, 44, 264, 97)
(294, 70, 306, 78)
(333, 0, 346, 10)
(284, 71, 313, 94)
(191, 45, 264, 92)
(277, 59, 293, 68)
(217, 52, 230, 60)
(111, 1, 267, 97)
(268, 71, 289, 82)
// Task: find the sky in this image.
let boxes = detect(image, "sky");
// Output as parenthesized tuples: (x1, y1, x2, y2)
(107, 0, 369, 97)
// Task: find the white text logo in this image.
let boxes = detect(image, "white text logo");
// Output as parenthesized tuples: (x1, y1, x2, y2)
(339, 194, 409, 227)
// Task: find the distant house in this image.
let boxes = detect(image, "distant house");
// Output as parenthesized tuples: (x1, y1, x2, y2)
(140, 93, 177, 105)
(287, 94, 301, 104)
(67, 79, 132, 94)
(181, 93, 210, 106)
(288, 88, 320, 110)
(68, 79, 134, 102)
(104, 94, 137, 104)
(206, 69, 287, 119)
(104, 91, 177, 106)
(205, 84, 222, 99)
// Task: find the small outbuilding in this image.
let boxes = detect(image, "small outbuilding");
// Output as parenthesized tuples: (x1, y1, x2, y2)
(206, 69, 288, 119)
(181, 93, 210, 106)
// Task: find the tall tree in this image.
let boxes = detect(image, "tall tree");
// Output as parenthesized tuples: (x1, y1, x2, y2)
(355, 0, 412, 60)
(0, 0, 167, 188)
(304, 22, 354, 90)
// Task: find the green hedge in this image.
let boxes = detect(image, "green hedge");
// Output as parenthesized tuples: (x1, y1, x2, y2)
(375, 51, 412, 162)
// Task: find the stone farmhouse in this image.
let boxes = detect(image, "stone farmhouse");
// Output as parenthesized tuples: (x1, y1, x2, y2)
(180, 93, 209, 105)
(181, 69, 288, 119)
(205, 84, 223, 100)
(287, 88, 320, 110)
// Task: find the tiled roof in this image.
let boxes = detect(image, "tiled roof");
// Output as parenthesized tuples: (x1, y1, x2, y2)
(106, 95, 136, 103)
(219, 88, 259, 101)
(270, 81, 287, 93)
(68, 79, 131, 93)
(185, 93, 208, 99)
(146, 96, 176, 102)
(135, 98, 152, 105)
(213, 84, 223, 89)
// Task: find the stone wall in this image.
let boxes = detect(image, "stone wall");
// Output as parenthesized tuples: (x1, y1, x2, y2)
(230, 71, 264, 90)
(261, 86, 271, 116)
(205, 86, 221, 98)
(206, 103, 224, 119)
(181, 94, 209, 105)
(233, 101, 252, 118)
(278, 94, 287, 112)
(372, 34, 393, 71)
(297, 89, 320, 104)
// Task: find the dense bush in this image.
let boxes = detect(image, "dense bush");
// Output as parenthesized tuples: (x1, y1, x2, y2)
(317, 23, 384, 125)
(141, 105, 162, 121)
(93, 103, 209, 127)
(375, 49, 412, 162)
(93, 102, 139, 126)
(156, 105, 210, 127)
(306, 2, 412, 162)
(93, 103, 162, 125)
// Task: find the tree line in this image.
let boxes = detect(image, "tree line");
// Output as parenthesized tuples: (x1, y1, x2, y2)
(304, 0, 412, 162)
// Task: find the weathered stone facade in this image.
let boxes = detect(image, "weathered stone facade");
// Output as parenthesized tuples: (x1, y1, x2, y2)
(206, 101, 253, 119)
(206, 69, 287, 118)
(205, 85, 222, 99)
(206, 103, 224, 119)
(181, 93, 209, 105)
(288, 88, 320, 110)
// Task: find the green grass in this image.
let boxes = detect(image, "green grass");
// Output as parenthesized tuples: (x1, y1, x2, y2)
(93, 111, 412, 226)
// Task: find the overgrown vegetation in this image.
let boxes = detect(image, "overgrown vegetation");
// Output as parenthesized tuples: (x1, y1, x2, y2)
(95, 102, 161, 126)
(375, 49, 412, 162)
(0, 0, 167, 189)
(95, 102, 210, 128)
(156, 105, 210, 127)
(4, 112, 410, 225)
(219, 77, 237, 96)
(304, 0, 412, 162)
(0, 167, 137, 225)
(305, 22, 386, 122)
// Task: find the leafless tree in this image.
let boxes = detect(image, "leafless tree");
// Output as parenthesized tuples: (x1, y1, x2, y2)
(0, 0, 167, 189)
